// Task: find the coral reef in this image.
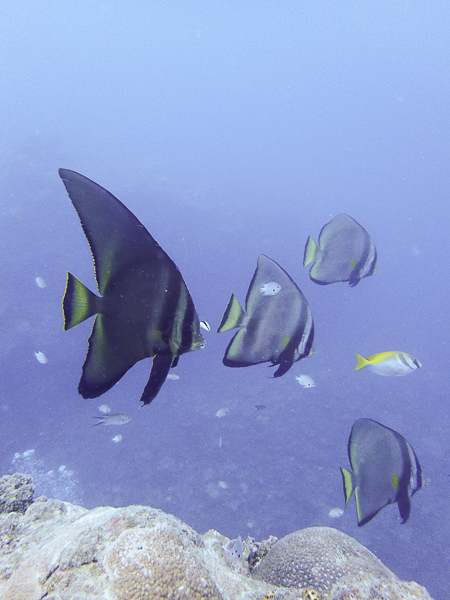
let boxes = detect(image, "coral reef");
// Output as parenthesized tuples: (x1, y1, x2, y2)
(0, 473, 435, 600)
(0, 472, 34, 514)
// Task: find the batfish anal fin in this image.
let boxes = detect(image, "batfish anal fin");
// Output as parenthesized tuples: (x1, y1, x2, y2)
(140, 354, 174, 406)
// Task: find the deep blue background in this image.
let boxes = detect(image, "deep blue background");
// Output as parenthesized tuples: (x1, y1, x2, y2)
(1, 3, 449, 598)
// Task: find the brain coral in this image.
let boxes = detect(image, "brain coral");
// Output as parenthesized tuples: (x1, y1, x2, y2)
(252, 526, 395, 596)
(105, 525, 223, 600)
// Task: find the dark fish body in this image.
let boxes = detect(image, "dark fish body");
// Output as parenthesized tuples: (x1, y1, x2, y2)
(59, 169, 205, 406)
(304, 213, 378, 286)
(217, 254, 314, 377)
(341, 418, 422, 526)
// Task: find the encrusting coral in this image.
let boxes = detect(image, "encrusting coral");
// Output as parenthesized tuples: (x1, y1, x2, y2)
(0, 473, 435, 600)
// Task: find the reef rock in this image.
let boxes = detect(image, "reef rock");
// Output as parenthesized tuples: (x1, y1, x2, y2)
(0, 472, 435, 600)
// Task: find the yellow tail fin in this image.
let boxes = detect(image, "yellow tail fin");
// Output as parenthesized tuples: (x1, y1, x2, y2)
(303, 236, 319, 267)
(355, 353, 369, 371)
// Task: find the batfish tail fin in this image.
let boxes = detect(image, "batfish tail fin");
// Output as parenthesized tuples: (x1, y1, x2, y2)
(217, 294, 245, 333)
(303, 236, 319, 266)
(63, 272, 100, 331)
(140, 354, 174, 406)
(341, 467, 356, 505)
(355, 353, 369, 371)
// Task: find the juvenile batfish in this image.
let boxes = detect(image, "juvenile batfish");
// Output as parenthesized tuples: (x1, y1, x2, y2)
(93, 413, 131, 426)
(35, 277, 47, 289)
(355, 351, 421, 376)
(34, 351, 48, 364)
(295, 374, 315, 388)
(260, 281, 281, 296)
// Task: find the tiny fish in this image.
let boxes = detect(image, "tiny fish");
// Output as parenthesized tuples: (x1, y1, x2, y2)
(200, 320, 211, 331)
(98, 404, 111, 413)
(166, 373, 180, 380)
(295, 374, 315, 388)
(215, 407, 229, 418)
(93, 413, 131, 426)
(34, 351, 48, 364)
(328, 507, 344, 518)
(223, 535, 242, 561)
(35, 277, 47, 289)
(255, 404, 268, 412)
(260, 281, 281, 296)
(112, 435, 123, 443)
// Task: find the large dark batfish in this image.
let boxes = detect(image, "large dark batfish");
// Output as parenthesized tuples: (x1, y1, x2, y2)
(59, 169, 205, 406)
(304, 213, 378, 286)
(341, 418, 423, 526)
(217, 254, 314, 376)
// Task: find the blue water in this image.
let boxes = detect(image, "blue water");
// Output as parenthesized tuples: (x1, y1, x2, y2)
(1, 3, 449, 598)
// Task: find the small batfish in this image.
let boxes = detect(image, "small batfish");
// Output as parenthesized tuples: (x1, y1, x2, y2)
(295, 374, 315, 388)
(304, 213, 378, 286)
(260, 281, 281, 296)
(355, 351, 421, 376)
(223, 535, 242, 561)
(341, 418, 423, 526)
(217, 255, 314, 377)
(93, 413, 131, 426)
(34, 351, 47, 364)
(59, 169, 205, 407)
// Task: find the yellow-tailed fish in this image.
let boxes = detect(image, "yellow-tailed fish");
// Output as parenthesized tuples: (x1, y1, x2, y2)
(355, 351, 421, 376)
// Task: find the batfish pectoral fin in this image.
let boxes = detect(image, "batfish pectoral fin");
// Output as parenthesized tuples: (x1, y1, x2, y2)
(140, 354, 175, 406)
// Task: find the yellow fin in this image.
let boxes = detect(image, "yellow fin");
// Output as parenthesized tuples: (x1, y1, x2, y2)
(340, 467, 355, 505)
(391, 474, 401, 490)
(63, 272, 100, 331)
(217, 294, 245, 333)
(355, 353, 369, 371)
(303, 236, 319, 267)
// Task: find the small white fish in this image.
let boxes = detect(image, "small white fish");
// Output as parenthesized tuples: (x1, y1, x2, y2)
(218, 436, 223, 448)
(200, 320, 211, 331)
(260, 281, 281, 296)
(218, 480, 228, 489)
(93, 413, 131, 426)
(295, 374, 315, 388)
(34, 351, 48, 364)
(35, 276, 47, 289)
(166, 373, 180, 381)
(328, 507, 344, 518)
(98, 404, 111, 413)
(223, 535, 242, 561)
(111, 435, 123, 443)
(215, 407, 229, 418)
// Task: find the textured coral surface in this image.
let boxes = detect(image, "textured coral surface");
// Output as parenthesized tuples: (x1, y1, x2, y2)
(0, 473, 435, 600)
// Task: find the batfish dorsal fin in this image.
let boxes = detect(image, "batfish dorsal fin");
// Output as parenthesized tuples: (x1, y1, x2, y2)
(59, 169, 176, 295)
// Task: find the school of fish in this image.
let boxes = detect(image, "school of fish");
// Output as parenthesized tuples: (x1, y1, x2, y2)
(59, 170, 423, 527)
